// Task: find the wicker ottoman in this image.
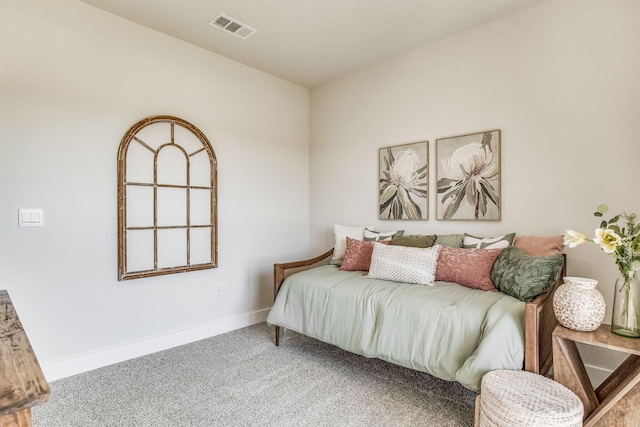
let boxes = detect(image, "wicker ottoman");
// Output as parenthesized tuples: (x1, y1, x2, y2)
(475, 370, 583, 427)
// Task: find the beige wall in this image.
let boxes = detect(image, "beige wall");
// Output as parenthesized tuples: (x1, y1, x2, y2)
(310, 0, 640, 376)
(0, 0, 309, 379)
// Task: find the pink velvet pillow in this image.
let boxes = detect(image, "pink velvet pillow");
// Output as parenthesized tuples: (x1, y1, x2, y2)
(435, 246, 502, 291)
(340, 237, 389, 271)
(514, 235, 564, 257)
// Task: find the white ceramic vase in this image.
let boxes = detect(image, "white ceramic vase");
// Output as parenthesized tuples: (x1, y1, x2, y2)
(553, 277, 606, 332)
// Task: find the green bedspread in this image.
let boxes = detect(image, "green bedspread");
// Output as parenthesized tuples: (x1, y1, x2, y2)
(266, 265, 526, 392)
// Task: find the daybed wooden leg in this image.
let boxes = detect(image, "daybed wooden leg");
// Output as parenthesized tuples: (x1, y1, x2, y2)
(275, 325, 280, 346)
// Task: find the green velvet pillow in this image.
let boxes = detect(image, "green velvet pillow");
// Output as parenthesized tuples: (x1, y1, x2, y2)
(491, 246, 564, 302)
(435, 234, 464, 248)
(391, 234, 437, 248)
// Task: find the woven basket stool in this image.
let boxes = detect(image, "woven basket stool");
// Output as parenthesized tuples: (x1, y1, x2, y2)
(475, 370, 583, 427)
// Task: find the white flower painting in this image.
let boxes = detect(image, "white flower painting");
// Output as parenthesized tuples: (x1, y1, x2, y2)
(379, 141, 428, 220)
(436, 130, 501, 221)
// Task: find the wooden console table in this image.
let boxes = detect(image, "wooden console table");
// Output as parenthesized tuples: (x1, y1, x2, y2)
(552, 323, 640, 426)
(0, 290, 50, 427)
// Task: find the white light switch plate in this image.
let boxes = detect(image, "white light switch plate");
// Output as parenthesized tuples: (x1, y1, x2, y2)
(18, 208, 44, 227)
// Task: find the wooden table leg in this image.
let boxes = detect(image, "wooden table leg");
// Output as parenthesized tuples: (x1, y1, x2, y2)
(553, 333, 599, 418)
(585, 356, 640, 427)
(553, 332, 640, 426)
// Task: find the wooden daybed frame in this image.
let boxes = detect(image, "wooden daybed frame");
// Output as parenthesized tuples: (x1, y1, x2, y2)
(272, 249, 565, 377)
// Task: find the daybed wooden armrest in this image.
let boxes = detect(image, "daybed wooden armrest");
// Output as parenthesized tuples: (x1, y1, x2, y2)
(273, 249, 333, 345)
(273, 249, 334, 299)
(524, 254, 566, 376)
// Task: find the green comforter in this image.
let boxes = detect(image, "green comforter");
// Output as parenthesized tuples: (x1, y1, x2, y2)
(266, 265, 525, 392)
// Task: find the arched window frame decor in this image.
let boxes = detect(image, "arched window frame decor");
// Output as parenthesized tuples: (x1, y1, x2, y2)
(117, 115, 218, 280)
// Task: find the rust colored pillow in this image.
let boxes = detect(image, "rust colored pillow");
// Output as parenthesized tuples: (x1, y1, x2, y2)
(340, 237, 390, 271)
(435, 246, 502, 291)
(514, 235, 564, 257)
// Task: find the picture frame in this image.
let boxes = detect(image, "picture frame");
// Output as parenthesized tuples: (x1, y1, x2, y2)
(436, 129, 501, 221)
(379, 141, 428, 220)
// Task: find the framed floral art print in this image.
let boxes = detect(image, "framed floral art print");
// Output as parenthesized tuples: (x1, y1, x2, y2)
(379, 141, 428, 220)
(436, 130, 501, 221)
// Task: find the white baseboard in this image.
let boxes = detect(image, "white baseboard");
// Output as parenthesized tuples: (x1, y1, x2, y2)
(42, 308, 270, 382)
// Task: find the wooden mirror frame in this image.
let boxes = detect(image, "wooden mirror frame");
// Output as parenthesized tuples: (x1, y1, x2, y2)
(117, 115, 218, 280)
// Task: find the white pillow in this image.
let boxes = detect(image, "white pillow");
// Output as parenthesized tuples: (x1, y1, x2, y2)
(331, 224, 366, 262)
(367, 243, 441, 286)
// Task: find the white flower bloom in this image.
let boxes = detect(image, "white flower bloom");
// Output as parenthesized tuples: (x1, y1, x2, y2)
(594, 228, 622, 254)
(440, 142, 498, 182)
(563, 230, 587, 248)
(389, 149, 420, 189)
(566, 208, 640, 285)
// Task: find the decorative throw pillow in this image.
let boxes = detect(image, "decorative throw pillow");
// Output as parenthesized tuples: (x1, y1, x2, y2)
(491, 246, 564, 302)
(330, 224, 366, 264)
(435, 246, 502, 291)
(514, 235, 564, 257)
(463, 233, 516, 249)
(436, 234, 464, 248)
(340, 237, 390, 271)
(364, 228, 404, 241)
(368, 243, 441, 286)
(390, 234, 437, 248)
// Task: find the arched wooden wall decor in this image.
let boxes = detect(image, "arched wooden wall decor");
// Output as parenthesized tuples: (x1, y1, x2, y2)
(117, 115, 218, 280)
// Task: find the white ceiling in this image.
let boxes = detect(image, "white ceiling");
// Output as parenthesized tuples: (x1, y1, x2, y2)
(79, 0, 547, 88)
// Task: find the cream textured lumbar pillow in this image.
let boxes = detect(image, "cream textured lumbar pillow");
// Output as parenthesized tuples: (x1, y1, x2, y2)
(367, 243, 441, 286)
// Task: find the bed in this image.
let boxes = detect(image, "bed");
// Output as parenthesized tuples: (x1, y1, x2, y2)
(267, 247, 564, 392)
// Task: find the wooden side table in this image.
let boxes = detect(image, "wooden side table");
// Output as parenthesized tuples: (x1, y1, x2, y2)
(552, 323, 640, 426)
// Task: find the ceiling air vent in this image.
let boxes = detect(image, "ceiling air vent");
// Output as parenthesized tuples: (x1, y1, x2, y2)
(208, 14, 256, 40)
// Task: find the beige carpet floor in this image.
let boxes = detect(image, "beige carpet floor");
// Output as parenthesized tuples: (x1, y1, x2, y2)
(32, 322, 476, 426)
